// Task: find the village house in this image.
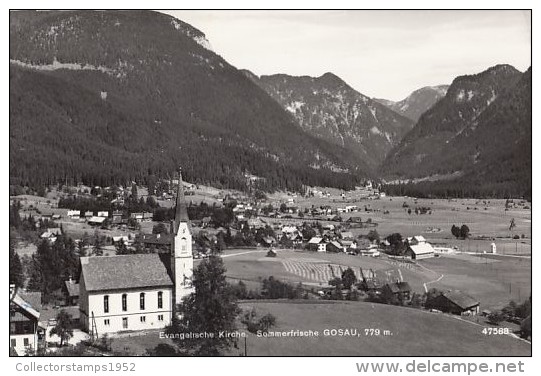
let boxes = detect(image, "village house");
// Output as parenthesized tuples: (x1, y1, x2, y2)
(247, 217, 266, 229)
(308, 237, 326, 252)
(112, 235, 130, 246)
(40, 227, 62, 243)
(78, 169, 194, 337)
(382, 282, 412, 300)
(10, 285, 42, 355)
(111, 211, 124, 225)
(326, 240, 343, 253)
(130, 212, 144, 223)
(88, 216, 107, 226)
(404, 235, 435, 260)
(67, 210, 81, 219)
(63, 277, 80, 306)
(431, 290, 480, 316)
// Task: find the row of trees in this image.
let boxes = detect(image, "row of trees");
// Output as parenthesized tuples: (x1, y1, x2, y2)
(451, 224, 470, 239)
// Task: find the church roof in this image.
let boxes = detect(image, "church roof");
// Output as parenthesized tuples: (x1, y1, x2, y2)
(173, 168, 190, 234)
(80, 254, 173, 292)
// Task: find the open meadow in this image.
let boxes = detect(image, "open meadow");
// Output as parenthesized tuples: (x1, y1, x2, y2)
(220, 248, 530, 312)
(230, 300, 531, 356)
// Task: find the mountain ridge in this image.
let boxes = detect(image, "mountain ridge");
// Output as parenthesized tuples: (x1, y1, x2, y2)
(9, 10, 370, 191)
(243, 70, 415, 167)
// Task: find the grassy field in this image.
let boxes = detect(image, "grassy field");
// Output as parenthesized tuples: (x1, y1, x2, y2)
(230, 300, 530, 356)
(420, 254, 531, 310)
(220, 248, 530, 311)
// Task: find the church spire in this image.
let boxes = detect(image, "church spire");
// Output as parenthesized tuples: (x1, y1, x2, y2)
(173, 167, 189, 233)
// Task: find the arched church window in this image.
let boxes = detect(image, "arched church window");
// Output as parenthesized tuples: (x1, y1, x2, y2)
(122, 294, 127, 311)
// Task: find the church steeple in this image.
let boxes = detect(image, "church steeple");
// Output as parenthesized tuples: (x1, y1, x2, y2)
(173, 167, 189, 234)
(171, 166, 194, 308)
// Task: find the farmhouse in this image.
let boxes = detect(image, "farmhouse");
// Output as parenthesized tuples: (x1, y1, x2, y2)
(78, 170, 194, 336)
(327, 241, 343, 253)
(111, 211, 124, 224)
(382, 282, 412, 300)
(130, 212, 144, 222)
(67, 210, 81, 219)
(64, 277, 80, 306)
(40, 227, 62, 242)
(10, 285, 42, 355)
(88, 216, 107, 226)
(405, 236, 435, 260)
(431, 290, 480, 316)
(307, 237, 325, 252)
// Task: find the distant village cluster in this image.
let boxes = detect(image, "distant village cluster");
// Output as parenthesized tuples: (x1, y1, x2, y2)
(9, 175, 531, 356)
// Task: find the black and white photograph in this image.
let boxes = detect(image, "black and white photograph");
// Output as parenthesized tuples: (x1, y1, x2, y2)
(8, 7, 532, 362)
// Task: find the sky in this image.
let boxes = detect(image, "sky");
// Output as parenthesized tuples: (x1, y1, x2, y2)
(162, 10, 531, 101)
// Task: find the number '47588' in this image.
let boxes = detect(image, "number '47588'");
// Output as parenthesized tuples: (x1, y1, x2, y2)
(482, 327, 510, 335)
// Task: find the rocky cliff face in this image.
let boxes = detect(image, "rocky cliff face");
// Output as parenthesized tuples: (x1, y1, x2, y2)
(244, 71, 414, 168)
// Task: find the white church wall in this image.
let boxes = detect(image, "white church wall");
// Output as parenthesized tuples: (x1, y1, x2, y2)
(85, 287, 173, 334)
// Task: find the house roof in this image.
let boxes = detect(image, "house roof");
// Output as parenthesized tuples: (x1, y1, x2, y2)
(10, 291, 41, 320)
(341, 231, 354, 239)
(408, 242, 435, 255)
(330, 241, 343, 249)
(88, 216, 106, 224)
(442, 290, 479, 310)
(282, 226, 298, 233)
(308, 237, 323, 244)
(141, 233, 173, 245)
(80, 254, 173, 292)
(64, 280, 80, 297)
(386, 282, 412, 294)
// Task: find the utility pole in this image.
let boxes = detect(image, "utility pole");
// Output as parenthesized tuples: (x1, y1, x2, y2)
(244, 336, 247, 356)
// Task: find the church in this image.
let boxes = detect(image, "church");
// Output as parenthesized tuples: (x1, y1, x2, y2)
(78, 169, 194, 336)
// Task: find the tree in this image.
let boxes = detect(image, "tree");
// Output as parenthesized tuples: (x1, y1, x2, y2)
(50, 310, 74, 347)
(366, 230, 380, 243)
(92, 232, 104, 256)
(460, 225, 470, 239)
(257, 314, 276, 333)
(423, 288, 443, 310)
(254, 190, 267, 201)
(341, 268, 357, 290)
(451, 225, 461, 238)
(9, 240, 24, 287)
(115, 241, 130, 255)
(131, 184, 138, 201)
(386, 233, 405, 256)
(487, 311, 505, 326)
(509, 218, 516, 231)
(169, 256, 240, 355)
(152, 223, 168, 235)
(147, 343, 178, 356)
